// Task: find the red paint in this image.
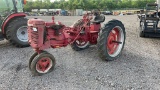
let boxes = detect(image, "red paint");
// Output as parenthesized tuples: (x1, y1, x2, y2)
(28, 13, 105, 52)
(90, 24, 101, 32)
(107, 28, 119, 54)
(36, 57, 51, 72)
(1, 13, 26, 34)
(89, 24, 101, 44)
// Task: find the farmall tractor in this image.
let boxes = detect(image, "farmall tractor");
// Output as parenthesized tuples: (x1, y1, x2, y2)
(28, 11, 126, 76)
(0, 0, 29, 47)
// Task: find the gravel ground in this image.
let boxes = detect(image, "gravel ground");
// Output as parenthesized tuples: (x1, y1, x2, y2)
(0, 15, 160, 90)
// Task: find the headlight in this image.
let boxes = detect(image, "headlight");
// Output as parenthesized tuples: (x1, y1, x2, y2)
(33, 28, 38, 31)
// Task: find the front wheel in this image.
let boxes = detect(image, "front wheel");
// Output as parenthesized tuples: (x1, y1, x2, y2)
(30, 52, 56, 76)
(97, 20, 126, 61)
(28, 51, 49, 70)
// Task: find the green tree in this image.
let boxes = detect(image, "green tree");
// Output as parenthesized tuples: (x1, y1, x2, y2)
(24, 0, 157, 12)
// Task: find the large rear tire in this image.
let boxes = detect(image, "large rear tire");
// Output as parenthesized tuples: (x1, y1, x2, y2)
(6, 17, 29, 47)
(97, 20, 126, 61)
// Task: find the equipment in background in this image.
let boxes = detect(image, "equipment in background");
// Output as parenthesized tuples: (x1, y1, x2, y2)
(138, 3, 160, 37)
(0, 0, 29, 47)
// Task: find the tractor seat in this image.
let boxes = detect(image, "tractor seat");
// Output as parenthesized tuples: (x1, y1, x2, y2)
(91, 14, 105, 24)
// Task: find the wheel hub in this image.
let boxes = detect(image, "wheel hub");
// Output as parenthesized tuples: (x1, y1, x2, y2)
(108, 34, 116, 50)
(36, 57, 53, 73)
(106, 26, 124, 57)
(21, 31, 25, 35)
(107, 29, 119, 54)
(17, 26, 28, 42)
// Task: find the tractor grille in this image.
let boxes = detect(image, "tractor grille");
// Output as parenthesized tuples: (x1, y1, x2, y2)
(28, 27, 39, 48)
(31, 30, 39, 44)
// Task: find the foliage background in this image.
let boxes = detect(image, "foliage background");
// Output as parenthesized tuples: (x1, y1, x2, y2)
(24, 0, 156, 11)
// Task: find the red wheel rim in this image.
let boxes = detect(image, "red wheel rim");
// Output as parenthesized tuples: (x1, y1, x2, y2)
(76, 39, 87, 46)
(75, 38, 89, 48)
(36, 57, 52, 73)
(107, 27, 120, 55)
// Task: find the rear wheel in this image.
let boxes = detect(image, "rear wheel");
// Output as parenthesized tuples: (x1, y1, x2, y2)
(71, 19, 89, 51)
(71, 39, 90, 51)
(30, 52, 56, 76)
(97, 20, 126, 61)
(6, 17, 29, 47)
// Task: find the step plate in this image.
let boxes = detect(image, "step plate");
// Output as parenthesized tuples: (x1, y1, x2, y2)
(145, 32, 160, 38)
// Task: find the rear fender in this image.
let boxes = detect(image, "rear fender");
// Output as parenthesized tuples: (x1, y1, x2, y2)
(1, 13, 26, 35)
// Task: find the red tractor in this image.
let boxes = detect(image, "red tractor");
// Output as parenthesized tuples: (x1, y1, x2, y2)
(0, 0, 29, 47)
(28, 12, 126, 76)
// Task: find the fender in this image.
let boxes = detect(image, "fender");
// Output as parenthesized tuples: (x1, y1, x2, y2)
(1, 12, 26, 34)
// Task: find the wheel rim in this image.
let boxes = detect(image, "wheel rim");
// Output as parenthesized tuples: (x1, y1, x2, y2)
(106, 26, 124, 57)
(36, 57, 53, 73)
(16, 26, 28, 42)
(75, 39, 89, 48)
